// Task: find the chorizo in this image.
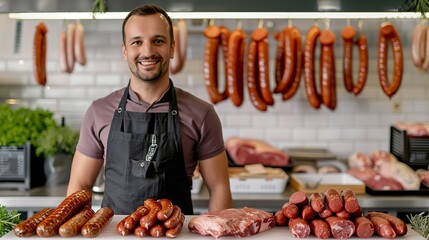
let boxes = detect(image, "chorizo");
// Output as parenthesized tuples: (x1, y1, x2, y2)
(274, 27, 296, 93)
(36, 190, 92, 237)
(368, 216, 396, 239)
(203, 25, 229, 104)
(319, 29, 337, 110)
(13, 208, 54, 237)
(227, 28, 246, 107)
(303, 25, 322, 109)
(324, 188, 343, 213)
(116, 216, 133, 236)
(33, 22, 48, 86)
(310, 192, 325, 213)
(378, 22, 403, 98)
(74, 20, 87, 66)
(140, 198, 161, 229)
(353, 216, 374, 238)
(59, 207, 95, 237)
(165, 214, 185, 238)
(247, 40, 267, 111)
(309, 219, 331, 239)
(274, 210, 288, 226)
(157, 198, 174, 222)
(288, 217, 310, 238)
(66, 23, 76, 73)
(81, 207, 114, 238)
(366, 211, 407, 236)
(342, 189, 360, 213)
(325, 216, 355, 239)
(164, 205, 182, 229)
(282, 27, 303, 101)
(281, 202, 299, 219)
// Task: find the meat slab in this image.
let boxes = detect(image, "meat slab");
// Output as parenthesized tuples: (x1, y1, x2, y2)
(188, 207, 275, 238)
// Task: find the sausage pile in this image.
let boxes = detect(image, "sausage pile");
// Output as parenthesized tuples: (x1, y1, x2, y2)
(13, 190, 114, 238)
(116, 198, 185, 238)
(275, 189, 408, 238)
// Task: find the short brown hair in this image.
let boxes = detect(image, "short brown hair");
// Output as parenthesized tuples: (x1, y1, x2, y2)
(122, 4, 173, 45)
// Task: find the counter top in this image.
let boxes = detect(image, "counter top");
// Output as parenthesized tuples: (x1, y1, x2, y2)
(0, 184, 428, 216)
(2, 215, 425, 239)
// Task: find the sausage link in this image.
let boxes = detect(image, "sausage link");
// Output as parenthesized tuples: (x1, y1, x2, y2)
(274, 31, 285, 85)
(368, 216, 397, 239)
(33, 22, 48, 86)
(275, 27, 296, 93)
(421, 26, 429, 70)
(59, 207, 95, 237)
(150, 224, 166, 237)
(353, 34, 368, 95)
(131, 205, 150, 222)
(282, 27, 303, 100)
(366, 211, 407, 236)
(274, 210, 288, 226)
(140, 199, 161, 229)
(301, 205, 316, 220)
(411, 22, 426, 69)
(319, 29, 337, 110)
(58, 31, 69, 73)
(247, 40, 267, 111)
(342, 189, 360, 213)
(325, 216, 355, 239)
(309, 219, 331, 239)
(36, 190, 92, 237)
(166, 214, 185, 238)
(157, 199, 174, 221)
(116, 216, 133, 236)
(170, 24, 182, 74)
(257, 37, 274, 105)
(164, 205, 182, 229)
(124, 215, 138, 230)
(66, 23, 76, 73)
(378, 22, 403, 98)
(227, 29, 246, 107)
(354, 216, 374, 238)
(14, 208, 54, 237)
(281, 202, 299, 219)
(134, 225, 150, 237)
(341, 25, 356, 93)
(74, 21, 87, 66)
(288, 217, 311, 238)
(310, 192, 325, 213)
(81, 207, 114, 238)
(289, 190, 308, 207)
(318, 207, 333, 219)
(324, 188, 343, 213)
(304, 25, 322, 109)
(335, 209, 350, 219)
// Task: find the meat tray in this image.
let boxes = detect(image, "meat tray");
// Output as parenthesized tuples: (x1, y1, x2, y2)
(289, 173, 365, 194)
(365, 183, 429, 196)
(228, 167, 289, 193)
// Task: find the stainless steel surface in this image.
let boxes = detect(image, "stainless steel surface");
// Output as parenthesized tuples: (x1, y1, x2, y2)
(0, 0, 404, 13)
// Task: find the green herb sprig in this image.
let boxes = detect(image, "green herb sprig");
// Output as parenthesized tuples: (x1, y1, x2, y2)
(0, 205, 21, 237)
(407, 212, 429, 239)
(400, 0, 429, 19)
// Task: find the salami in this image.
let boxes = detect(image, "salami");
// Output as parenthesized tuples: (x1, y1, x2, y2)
(325, 216, 355, 239)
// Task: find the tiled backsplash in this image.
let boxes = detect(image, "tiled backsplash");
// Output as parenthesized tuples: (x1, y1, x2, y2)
(0, 16, 428, 159)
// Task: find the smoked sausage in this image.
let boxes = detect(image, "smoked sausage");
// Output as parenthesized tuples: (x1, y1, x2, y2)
(303, 25, 322, 109)
(368, 215, 396, 238)
(274, 210, 288, 226)
(274, 27, 296, 93)
(366, 211, 407, 236)
(353, 216, 374, 238)
(256, 35, 274, 106)
(289, 190, 308, 207)
(33, 22, 48, 86)
(116, 216, 132, 236)
(59, 207, 95, 237)
(310, 192, 325, 213)
(14, 208, 54, 237)
(319, 29, 337, 110)
(140, 198, 161, 229)
(281, 202, 299, 219)
(274, 31, 285, 85)
(309, 219, 331, 239)
(150, 224, 166, 237)
(353, 34, 369, 95)
(378, 22, 403, 98)
(247, 40, 267, 111)
(165, 214, 185, 238)
(81, 207, 114, 238)
(58, 31, 69, 73)
(170, 19, 187, 74)
(164, 205, 182, 229)
(324, 188, 343, 213)
(157, 198, 174, 222)
(282, 27, 303, 101)
(227, 28, 246, 107)
(66, 23, 76, 73)
(325, 216, 355, 239)
(342, 189, 360, 213)
(74, 20, 87, 66)
(36, 190, 92, 237)
(288, 217, 310, 238)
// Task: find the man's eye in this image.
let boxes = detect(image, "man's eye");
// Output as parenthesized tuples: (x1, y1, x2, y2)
(131, 41, 141, 46)
(154, 39, 164, 44)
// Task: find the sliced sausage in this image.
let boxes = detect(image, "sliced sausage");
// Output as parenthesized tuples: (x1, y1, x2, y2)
(324, 188, 343, 213)
(325, 216, 355, 239)
(310, 192, 325, 213)
(289, 217, 310, 238)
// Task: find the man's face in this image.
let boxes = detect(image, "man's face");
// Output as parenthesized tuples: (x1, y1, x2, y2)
(122, 14, 174, 83)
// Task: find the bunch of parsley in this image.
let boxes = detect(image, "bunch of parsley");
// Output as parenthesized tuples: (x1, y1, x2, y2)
(0, 205, 21, 237)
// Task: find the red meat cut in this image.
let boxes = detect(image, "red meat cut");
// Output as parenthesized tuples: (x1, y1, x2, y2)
(188, 207, 275, 238)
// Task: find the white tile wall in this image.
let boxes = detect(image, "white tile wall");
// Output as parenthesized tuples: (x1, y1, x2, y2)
(0, 15, 428, 159)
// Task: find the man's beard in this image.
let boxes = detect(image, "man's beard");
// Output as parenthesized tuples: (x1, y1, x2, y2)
(129, 60, 163, 82)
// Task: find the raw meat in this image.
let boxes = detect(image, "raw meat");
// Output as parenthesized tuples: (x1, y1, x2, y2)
(188, 207, 274, 238)
(226, 137, 289, 166)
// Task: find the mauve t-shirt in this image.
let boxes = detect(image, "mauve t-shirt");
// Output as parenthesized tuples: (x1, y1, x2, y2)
(76, 84, 225, 177)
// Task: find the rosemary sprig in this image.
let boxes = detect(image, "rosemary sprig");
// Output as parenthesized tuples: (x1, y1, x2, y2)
(407, 212, 429, 239)
(0, 205, 22, 237)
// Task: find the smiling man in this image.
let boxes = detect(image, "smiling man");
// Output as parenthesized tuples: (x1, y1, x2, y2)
(67, 4, 232, 215)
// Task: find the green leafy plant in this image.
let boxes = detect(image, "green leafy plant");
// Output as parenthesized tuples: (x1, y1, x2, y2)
(400, 0, 429, 18)
(36, 126, 79, 157)
(0, 205, 21, 237)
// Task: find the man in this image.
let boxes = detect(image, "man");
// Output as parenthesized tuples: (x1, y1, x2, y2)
(67, 4, 232, 215)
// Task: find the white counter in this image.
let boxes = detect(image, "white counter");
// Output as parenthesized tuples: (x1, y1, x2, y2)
(2, 215, 425, 239)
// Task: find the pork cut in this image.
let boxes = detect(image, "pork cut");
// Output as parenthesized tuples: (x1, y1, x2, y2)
(188, 207, 275, 238)
(226, 137, 289, 166)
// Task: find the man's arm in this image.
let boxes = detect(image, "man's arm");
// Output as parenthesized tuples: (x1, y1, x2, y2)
(66, 150, 104, 196)
(198, 151, 233, 211)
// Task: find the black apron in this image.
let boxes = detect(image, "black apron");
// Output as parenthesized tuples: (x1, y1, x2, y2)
(101, 81, 193, 215)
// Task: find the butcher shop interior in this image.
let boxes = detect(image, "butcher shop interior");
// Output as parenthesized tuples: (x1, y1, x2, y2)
(0, 0, 429, 238)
